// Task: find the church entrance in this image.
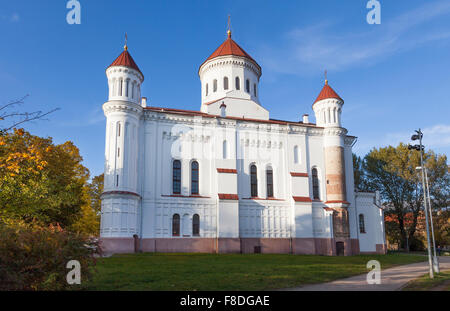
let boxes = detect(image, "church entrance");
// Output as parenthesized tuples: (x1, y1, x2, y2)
(336, 242, 345, 256)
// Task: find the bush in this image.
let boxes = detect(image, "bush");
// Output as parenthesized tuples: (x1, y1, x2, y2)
(0, 219, 100, 290)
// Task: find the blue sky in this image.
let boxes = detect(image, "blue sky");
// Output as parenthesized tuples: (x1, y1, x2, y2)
(1, 0, 449, 177)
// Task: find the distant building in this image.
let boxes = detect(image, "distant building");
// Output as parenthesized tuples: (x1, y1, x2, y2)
(99, 29, 386, 255)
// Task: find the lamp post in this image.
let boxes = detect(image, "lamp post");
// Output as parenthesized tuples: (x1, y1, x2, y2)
(423, 167, 440, 273)
(408, 129, 433, 278)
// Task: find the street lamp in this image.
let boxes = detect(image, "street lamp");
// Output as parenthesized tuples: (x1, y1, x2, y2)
(408, 129, 434, 278)
(416, 166, 440, 273)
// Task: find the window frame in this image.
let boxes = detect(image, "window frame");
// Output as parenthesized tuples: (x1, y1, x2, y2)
(266, 167, 274, 198)
(191, 161, 199, 195)
(250, 164, 258, 198)
(172, 214, 180, 237)
(312, 168, 320, 200)
(173, 160, 181, 194)
(359, 214, 366, 233)
(192, 214, 200, 236)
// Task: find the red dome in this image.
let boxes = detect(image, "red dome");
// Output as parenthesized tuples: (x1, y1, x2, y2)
(314, 82, 343, 104)
(201, 32, 260, 69)
(108, 48, 143, 76)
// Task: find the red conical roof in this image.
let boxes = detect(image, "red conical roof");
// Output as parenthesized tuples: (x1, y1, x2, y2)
(202, 32, 259, 68)
(313, 81, 343, 104)
(108, 47, 143, 76)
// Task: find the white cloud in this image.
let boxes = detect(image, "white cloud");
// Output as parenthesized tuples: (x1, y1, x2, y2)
(261, 0, 450, 74)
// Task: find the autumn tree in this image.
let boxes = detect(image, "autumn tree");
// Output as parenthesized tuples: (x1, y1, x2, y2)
(360, 143, 449, 250)
(0, 129, 89, 228)
(71, 174, 103, 236)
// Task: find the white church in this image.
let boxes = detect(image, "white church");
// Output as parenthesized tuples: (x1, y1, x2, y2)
(100, 29, 386, 256)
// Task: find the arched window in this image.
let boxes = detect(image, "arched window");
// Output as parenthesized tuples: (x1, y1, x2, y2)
(213, 79, 218, 92)
(312, 168, 320, 200)
(266, 167, 274, 198)
(173, 160, 181, 194)
(205, 83, 208, 96)
(294, 146, 299, 164)
(253, 83, 257, 97)
(246, 79, 250, 93)
(250, 164, 258, 197)
(235, 77, 240, 90)
(119, 79, 123, 96)
(191, 161, 199, 195)
(193, 214, 200, 236)
(223, 77, 229, 90)
(222, 140, 228, 159)
(359, 214, 366, 233)
(172, 214, 180, 236)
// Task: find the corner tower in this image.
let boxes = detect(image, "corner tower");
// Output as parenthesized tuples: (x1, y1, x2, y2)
(313, 79, 351, 251)
(100, 43, 144, 244)
(198, 30, 269, 120)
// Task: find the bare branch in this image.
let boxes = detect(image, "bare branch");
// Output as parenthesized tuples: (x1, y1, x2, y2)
(0, 95, 59, 132)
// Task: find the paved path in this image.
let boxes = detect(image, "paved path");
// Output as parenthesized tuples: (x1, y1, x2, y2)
(285, 256, 450, 291)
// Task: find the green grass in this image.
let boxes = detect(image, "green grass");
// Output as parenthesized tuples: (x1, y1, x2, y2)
(403, 270, 450, 291)
(85, 253, 426, 291)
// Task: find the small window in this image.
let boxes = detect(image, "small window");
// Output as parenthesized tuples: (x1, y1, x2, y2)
(224, 77, 229, 90)
(359, 214, 366, 233)
(172, 214, 180, 236)
(205, 83, 209, 96)
(223, 140, 228, 159)
(125, 80, 129, 97)
(193, 214, 200, 236)
(266, 167, 274, 198)
(250, 164, 258, 197)
(253, 83, 257, 97)
(213, 79, 218, 92)
(119, 79, 123, 96)
(117, 123, 121, 137)
(173, 160, 181, 194)
(235, 77, 240, 90)
(116, 175, 119, 187)
(312, 168, 320, 200)
(117, 148, 120, 158)
(191, 161, 199, 195)
(246, 79, 250, 93)
(294, 146, 299, 164)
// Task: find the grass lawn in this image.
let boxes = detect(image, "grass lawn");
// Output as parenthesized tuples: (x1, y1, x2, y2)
(85, 252, 425, 291)
(402, 270, 450, 291)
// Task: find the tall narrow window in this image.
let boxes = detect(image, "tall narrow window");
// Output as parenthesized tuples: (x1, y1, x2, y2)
(213, 79, 218, 92)
(172, 214, 180, 236)
(223, 77, 229, 90)
(266, 167, 274, 198)
(173, 160, 181, 194)
(294, 146, 299, 164)
(312, 168, 320, 200)
(117, 148, 120, 157)
(193, 214, 200, 236)
(235, 77, 240, 90)
(222, 140, 228, 159)
(125, 80, 129, 97)
(119, 79, 123, 96)
(359, 214, 366, 233)
(250, 164, 258, 197)
(191, 161, 199, 195)
(253, 83, 257, 97)
(117, 123, 121, 137)
(116, 175, 119, 187)
(205, 83, 209, 96)
(246, 79, 250, 93)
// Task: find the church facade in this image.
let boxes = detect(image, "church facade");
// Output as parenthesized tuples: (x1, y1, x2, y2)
(99, 30, 386, 255)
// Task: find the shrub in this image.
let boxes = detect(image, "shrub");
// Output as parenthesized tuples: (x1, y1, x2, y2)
(0, 219, 100, 290)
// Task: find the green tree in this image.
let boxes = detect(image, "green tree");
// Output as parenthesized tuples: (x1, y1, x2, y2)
(362, 143, 449, 250)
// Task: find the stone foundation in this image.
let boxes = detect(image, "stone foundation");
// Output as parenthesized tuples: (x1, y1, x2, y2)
(100, 237, 369, 256)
